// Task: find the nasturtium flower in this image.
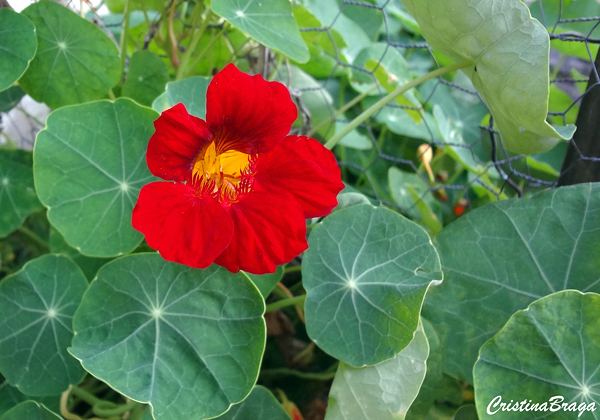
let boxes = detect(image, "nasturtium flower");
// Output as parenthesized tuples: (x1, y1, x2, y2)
(132, 64, 344, 274)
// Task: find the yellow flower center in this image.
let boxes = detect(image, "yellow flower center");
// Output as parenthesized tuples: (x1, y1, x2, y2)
(192, 142, 253, 203)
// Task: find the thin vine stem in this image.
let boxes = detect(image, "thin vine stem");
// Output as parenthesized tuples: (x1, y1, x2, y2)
(119, 0, 131, 75)
(260, 366, 338, 381)
(176, 7, 213, 80)
(17, 226, 49, 250)
(324, 60, 475, 150)
(265, 294, 306, 312)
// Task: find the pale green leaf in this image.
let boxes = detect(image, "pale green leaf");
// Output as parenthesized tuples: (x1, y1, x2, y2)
(70, 254, 266, 420)
(243, 266, 284, 299)
(34, 98, 158, 257)
(325, 321, 429, 420)
(401, 0, 575, 154)
(304, 204, 442, 367)
(151, 77, 210, 118)
(0, 255, 87, 396)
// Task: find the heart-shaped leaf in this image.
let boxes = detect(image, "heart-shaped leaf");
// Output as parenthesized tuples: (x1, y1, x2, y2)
(0, 380, 60, 417)
(0, 149, 43, 238)
(212, 0, 309, 63)
(401, 0, 575, 154)
(325, 321, 429, 420)
(304, 204, 442, 367)
(34, 98, 158, 257)
(70, 254, 266, 420)
(424, 183, 600, 383)
(474, 291, 600, 419)
(20, 1, 121, 109)
(0, 255, 87, 396)
(0, 9, 37, 92)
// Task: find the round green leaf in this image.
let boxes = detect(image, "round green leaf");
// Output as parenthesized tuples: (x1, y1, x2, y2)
(0, 149, 43, 238)
(325, 321, 429, 420)
(304, 204, 442, 367)
(122, 50, 169, 107)
(0, 255, 87, 396)
(401, 0, 574, 154)
(151, 76, 210, 118)
(0, 9, 37, 92)
(20, 1, 121, 109)
(474, 291, 600, 419)
(0, 401, 61, 420)
(34, 98, 158, 257)
(69, 254, 266, 420)
(214, 386, 291, 420)
(212, 0, 309, 64)
(424, 183, 600, 383)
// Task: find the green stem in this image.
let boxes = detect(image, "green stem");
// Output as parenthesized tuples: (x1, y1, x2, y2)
(265, 294, 306, 312)
(69, 386, 103, 407)
(260, 366, 337, 381)
(308, 85, 377, 137)
(120, 0, 131, 75)
(284, 265, 302, 274)
(176, 8, 212, 80)
(17, 226, 49, 250)
(94, 400, 139, 418)
(324, 60, 474, 150)
(129, 404, 147, 420)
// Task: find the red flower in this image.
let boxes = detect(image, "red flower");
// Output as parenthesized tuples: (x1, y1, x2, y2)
(132, 64, 344, 274)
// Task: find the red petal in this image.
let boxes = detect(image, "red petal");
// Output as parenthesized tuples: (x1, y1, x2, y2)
(146, 103, 213, 182)
(254, 136, 345, 218)
(214, 192, 307, 274)
(132, 182, 233, 269)
(206, 64, 297, 155)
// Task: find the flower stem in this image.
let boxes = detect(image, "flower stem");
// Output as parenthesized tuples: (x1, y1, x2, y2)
(93, 400, 139, 418)
(308, 85, 377, 137)
(260, 366, 337, 381)
(323, 60, 475, 150)
(265, 294, 306, 312)
(69, 385, 103, 407)
(17, 226, 49, 250)
(119, 0, 131, 75)
(176, 7, 213, 80)
(283, 265, 302, 274)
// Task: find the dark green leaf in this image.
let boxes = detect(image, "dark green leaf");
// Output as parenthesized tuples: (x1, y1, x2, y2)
(123, 50, 170, 107)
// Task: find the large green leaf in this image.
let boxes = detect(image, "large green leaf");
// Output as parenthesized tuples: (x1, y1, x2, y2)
(151, 77, 210, 118)
(34, 98, 158, 257)
(474, 291, 600, 419)
(122, 50, 169, 107)
(424, 183, 600, 383)
(214, 386, 291, 420)
(212, 0, 309, 63)
(0, 9, 37, 92)
(0, 255, 87, 396)
(401, 0, 575, 154)
(325, 321, 429, 420)
(20, 1, 121, 109)
(304, 204, 442, 367)
(0, 149, 43, 238)
(70, 254, 266, 420)
(0, 401, 61, 420)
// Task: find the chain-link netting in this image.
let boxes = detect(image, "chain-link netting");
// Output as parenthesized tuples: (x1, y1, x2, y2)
(2, 0, 599, 220)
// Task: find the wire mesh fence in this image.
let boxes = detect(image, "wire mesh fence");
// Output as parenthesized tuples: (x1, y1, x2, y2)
(1, 0, 599, 220)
